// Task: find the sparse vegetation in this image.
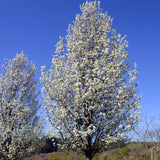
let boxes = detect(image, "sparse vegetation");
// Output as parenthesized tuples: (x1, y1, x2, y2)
(24, 142, 160, 160)
(47, 150, 86, 160)
(122, 146, 130, 157)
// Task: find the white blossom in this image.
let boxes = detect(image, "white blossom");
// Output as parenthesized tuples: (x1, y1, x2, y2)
(41, 1, 141, 160)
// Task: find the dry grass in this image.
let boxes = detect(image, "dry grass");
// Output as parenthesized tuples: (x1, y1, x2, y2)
(25, 142, 155, 160)
(25, 152, 64, 160)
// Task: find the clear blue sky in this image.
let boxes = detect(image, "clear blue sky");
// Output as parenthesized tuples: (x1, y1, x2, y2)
(0, 0, 160, 119)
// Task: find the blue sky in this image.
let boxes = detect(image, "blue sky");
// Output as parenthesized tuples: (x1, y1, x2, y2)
(0, 0, 160, 119)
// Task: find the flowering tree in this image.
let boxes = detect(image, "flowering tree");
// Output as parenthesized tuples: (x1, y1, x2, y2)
(0, 52, 41, 160)
(41, 1, 141, 159)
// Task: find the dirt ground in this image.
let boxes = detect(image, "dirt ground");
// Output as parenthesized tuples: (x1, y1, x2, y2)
(25, 152, 52, 160)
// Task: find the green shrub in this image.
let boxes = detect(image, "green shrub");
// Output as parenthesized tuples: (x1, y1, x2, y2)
(92, 153, 99, 160)
(101, 153, 112, 160)
(40, 136, 58, 153)
(122, 146, 130, 157)
(115, 152, 124, 160)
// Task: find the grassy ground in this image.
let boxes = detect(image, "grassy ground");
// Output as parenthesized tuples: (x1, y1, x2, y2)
(25, 142, 156, 160)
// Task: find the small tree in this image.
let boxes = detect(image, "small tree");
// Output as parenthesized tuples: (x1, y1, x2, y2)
(41, 1, 141, 159)
(0, 52, 41, 160)
(133, 117, 160, 160)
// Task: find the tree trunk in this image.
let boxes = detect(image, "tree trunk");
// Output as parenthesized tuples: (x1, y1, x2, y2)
(85, 135, 94, 160)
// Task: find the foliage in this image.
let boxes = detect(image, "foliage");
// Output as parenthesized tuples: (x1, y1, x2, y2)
(122, 146, 130, 157)
(0, 52, 41, 160)
(93, 153, 99, 160)
(101, 153, 112, 160)
(114, 147, 130, 160)
(115, 152, 123, 160)
(40, 135, 58, 153)
(41, 1, 141, 160)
